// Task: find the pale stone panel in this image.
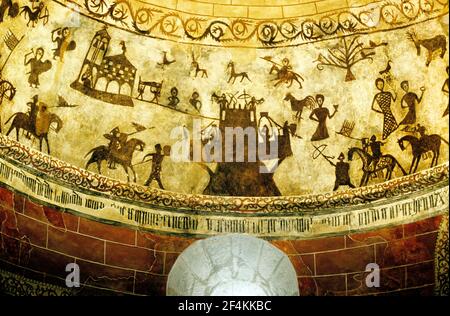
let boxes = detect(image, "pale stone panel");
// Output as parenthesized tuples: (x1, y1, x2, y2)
(232, 0, 266, 5)
(283, 3, 318, 17)
(213, 4, 248, 17)
(177, 0, 215, 15)
(316, 0, 349, 13)
(144, 0, 178, 9)
(249, 6, 284, 19)
(192, 0, 232, 4)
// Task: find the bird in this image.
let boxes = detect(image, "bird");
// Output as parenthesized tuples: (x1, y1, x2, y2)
(360, 51, 375, 59)
(157, 51, 175, 69)
(369, 40, 388, 48)
(379, 60, 392, 75)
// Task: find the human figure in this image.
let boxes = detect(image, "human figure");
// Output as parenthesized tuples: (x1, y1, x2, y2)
(35, 102, 50, 137)
(189, 91, 201, 112)
(26, 95, 39, 138)
(144, 144, 165, 189)
(81, 66, 92, 89)
(51, 27, 76, 60)
(24, 48, 52, 88)
(367, 135, 384, 170)
(442, 66, 449, 117)
(168, 87, 179, 108)
(278, 58, 292, 79)
(326, 152, 355, 191)
(371, 78, 398, 140)
(137, 82, 145, 100)
(218, 93, 227, 110)
(399, 80, 425, 125)
(309, 94, 338, 141)
(245, 96, 264, 110)
(104, 127, 128, 169)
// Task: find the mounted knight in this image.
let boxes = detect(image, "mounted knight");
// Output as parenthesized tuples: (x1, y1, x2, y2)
(85, 127, 145, 182)
(5, 96, 63, 154)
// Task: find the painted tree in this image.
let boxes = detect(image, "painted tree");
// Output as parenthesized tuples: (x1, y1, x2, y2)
(315, 36, 386, 82)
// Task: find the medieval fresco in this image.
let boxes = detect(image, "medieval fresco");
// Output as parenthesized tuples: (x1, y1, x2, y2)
(0, 0, 448, 197)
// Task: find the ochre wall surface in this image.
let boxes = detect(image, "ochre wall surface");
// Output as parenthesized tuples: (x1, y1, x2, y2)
(0, 186, 446, 295)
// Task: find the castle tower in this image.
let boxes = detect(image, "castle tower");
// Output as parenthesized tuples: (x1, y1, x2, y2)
(75, 27, 111, 88)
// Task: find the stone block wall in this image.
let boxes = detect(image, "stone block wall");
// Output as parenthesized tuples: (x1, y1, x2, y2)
(0, 186, 444, 295)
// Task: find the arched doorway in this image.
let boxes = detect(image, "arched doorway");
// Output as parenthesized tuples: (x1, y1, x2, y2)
(166, 234, 299, 296)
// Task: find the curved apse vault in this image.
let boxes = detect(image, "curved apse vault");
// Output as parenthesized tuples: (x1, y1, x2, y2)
(0, 0, 448, 296)
(166, 234, 299, 296)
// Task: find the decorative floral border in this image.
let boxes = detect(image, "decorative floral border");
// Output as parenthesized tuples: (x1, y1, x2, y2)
(0, 268, 74, 296)
(0, 134, 448, 213)
(53, 0, 450, 48)
(435, 215, 449, 296)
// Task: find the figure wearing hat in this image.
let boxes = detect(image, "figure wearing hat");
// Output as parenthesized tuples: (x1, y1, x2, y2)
(326, 152, 355, 191)
(143, 144, 165, 189)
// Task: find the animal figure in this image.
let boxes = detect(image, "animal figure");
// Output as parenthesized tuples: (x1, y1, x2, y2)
(263, 56, 304, 88)
(348, 147, 407, 186)
(226, 61, 251, 84)
(379, 60, 392, 75)
(398, 134, 449, 174)
(406, 31, 447, 67)
(283, 93, 316, 121)
(157, 51, 175, 69)
(191, 53, 208, 78)
(0, 0, 19, 23)
(0, 79, 16, 132)
(5, 110, 63, 154)
(85, 138, 145, 182)
(137, 77, 163, 103)
(0, 79, 16, 104)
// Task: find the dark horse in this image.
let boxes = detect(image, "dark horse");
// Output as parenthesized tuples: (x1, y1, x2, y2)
(5, 111, 63, 154)
(398, 135, 449, 174)
(348, 147, 407, 186)
(85, 138, 145, 182)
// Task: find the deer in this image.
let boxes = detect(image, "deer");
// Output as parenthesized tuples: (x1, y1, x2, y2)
(191, 53, 208, 78)
(226, 61, 251, 84)
(406, 31, 447, 67)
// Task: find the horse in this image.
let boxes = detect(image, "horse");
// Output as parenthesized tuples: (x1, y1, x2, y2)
(191, 53, 208, 78)
(348, 147, 407, 187)
(284, 93, 316, 121)
(226, 61, 251, 84)
(406, 31, 447, 67)
(85, 138, 145, 182)
(270, 65, 303, 88)
(4, 111, 63, 154)
(398, 134, 449, 174)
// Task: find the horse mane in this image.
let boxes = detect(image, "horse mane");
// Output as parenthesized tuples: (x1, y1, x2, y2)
(348, 147, 370, 163)
(399, 134, 419, 143)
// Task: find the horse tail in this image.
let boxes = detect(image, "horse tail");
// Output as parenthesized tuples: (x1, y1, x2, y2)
(297, 73, 304, 81)
(439, 136, 449, 145)
(4, 112, 19, 125)
(395, 159, 408, 176)
(84, 146, 104, 158)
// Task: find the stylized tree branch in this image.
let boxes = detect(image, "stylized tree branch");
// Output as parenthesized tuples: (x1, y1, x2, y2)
(315, 36, 382, 82)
